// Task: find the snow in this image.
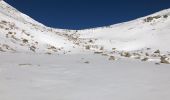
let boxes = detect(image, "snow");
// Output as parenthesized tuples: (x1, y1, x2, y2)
(0, 53, 170, 100)
(0, 0, 80, 53)
(0, 1, 44, 26)
(77, 9, 170, 51)
(0, 0, 170, 100)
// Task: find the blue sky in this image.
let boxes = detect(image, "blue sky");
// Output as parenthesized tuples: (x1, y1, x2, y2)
(5, 0, 170, 29)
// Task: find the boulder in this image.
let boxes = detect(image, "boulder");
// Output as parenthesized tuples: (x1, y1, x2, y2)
(160, 56, 170, 64)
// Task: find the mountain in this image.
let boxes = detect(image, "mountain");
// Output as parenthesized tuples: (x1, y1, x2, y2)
(0, 0, 79, 54)
(0, 0, 170, 63)
(1, 1, 170, 100)
(76, 9, 170, 63)
(78, 9, 170, 51)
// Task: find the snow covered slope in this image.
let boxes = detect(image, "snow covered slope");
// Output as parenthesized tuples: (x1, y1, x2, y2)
(78, 9, 170, 52)
(0, 0, 170, 63)
(0, 0, 44, 26)
(1, 1, 170, 100)
(76, 9, 170, 64)
(0, 0, 80, 54)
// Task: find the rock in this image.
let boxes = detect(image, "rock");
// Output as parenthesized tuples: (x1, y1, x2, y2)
(0, 47, 5, 52)
(163, 15, 168, 18)
(151, 54, 158, 57)
(46, 52, 52, 55)
(141, 57, 149, 61)
(112, 48, 116, 51)
(100, 46, 104, 50)
(145, 53, 149, 56)
(154, 50, 160, 54)
(94, 52, 103, 54)
(102, 53, 108, 56)
(133, 53, 141, 56)
(109, 56, 116, 61)
(121, 52, 131, 57)
(147, 48, 151, 50)
(134, 56, 141, 59)
(89, 40, 93, 43)
(155, 63, 160, 65)
(30, 46, 36, 52)
(22, 39, 28, 43)
(84, 61, 90, 64)
(160, 56, 170, 64)
(85, 45, 90, 50)
(144, 15, 161, 22)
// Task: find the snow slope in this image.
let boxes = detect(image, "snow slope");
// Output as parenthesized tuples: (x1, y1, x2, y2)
(0, 0, 80, 54)
(1, 1, 170, 100)
(0, 0, 170, 63)
(78, 9, 170, 52)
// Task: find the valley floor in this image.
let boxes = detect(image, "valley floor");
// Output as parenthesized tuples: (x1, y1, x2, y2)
(0, 53, 170, 100)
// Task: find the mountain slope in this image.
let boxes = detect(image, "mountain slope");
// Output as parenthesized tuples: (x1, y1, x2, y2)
(75, 9, 170, 63)
(1, 1, 170, 100)
(78, 9, 170, 51)
(0, 0, 80, 54)
(0, 0, 170, 63)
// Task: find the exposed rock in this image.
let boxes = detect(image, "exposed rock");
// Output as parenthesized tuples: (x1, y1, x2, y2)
(30, 46, 36, 52)
(145, 53, 149, 56)
(121, 52, 131, 57)
(0, 47, 5, 52)
(160, 56, 170, 64)
(147, 48, 151, 50)
(46, 52, 52, 55)
(144, 15, 161, 22)
(89, 40, 93, 43)
(155, 63, 160, 65)
(22, 39, 28, 43)
(141, 57, 149, 61)
(163, 15, 168, 18)
(1, 20, 7, 24)
(109, 56, 116, 61)
(154, 50, 160, 54)
(100, 46, 104, 50)
(134, 56, 141, 59)
(94, 51, 103, 54)
(85, 45, 90, 50)
(133, 53, 141, 56)
(84, 61, 90, 64)
(112, 48, 116, 51)
(102, 53, 108, 56)
(2, 44, 15, 51)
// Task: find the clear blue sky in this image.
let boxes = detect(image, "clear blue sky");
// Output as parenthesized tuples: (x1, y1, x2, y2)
(5, 0, 170, 29)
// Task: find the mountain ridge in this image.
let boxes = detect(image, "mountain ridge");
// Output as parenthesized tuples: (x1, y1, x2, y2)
(0, 0, 170, 64)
